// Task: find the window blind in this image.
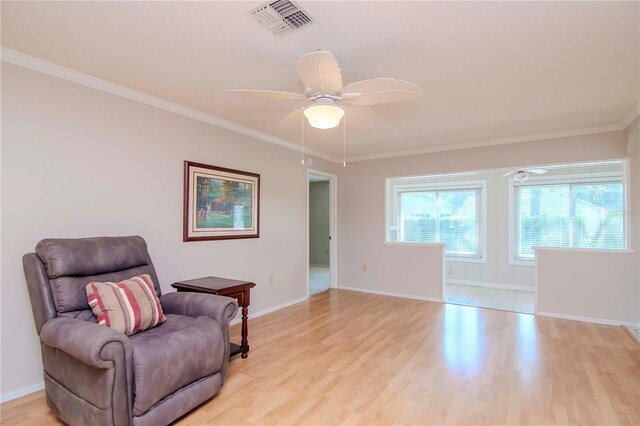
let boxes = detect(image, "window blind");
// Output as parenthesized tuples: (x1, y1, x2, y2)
(399, 189, 479, 255)
(516, 181, 624, 256)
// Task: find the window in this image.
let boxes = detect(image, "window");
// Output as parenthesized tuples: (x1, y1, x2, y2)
(387, 179, 486, 262)
(511, 172, 625, 262)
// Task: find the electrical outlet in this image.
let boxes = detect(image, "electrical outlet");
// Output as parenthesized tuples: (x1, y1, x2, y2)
(362, 263, 367, 271)
(268, 275, 274, 284)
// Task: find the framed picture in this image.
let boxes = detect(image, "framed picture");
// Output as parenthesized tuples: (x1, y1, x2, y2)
(183, 161, 260, 241)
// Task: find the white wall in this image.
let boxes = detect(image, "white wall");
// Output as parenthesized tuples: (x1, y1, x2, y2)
(0, 62, 339, 398)
(536, 248, 639, 326)
(339, 131, 639, 299)
(309, 181, 330, 265)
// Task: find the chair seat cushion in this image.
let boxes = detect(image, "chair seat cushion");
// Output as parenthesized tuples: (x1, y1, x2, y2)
(129, 314, 224, 416)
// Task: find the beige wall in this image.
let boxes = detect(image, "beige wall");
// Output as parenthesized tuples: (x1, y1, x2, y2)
(339, 132, 639, 299)
(624, 117, 640, 307)
(626, 116, 639, 154)
(340, 243, 445, 302)
(309, 181, 330, 265)
(0, 62, 339, 398)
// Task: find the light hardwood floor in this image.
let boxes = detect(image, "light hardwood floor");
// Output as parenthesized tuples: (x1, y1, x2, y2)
(2, 290, 639, 425)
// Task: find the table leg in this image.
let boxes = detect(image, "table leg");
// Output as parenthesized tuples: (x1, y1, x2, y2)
(241, 304, 249, 358)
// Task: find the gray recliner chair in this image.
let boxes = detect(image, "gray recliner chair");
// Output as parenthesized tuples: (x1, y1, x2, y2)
(22, 236, 238, 426)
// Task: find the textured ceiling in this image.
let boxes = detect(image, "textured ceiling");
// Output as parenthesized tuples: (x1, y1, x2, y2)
(2, 1, 638, 159)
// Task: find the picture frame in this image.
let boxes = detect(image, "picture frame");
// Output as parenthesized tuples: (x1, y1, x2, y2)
(183, 161, 260, 241)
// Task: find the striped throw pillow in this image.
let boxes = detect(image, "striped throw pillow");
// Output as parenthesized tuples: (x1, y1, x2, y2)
(86, 274, 166, 336)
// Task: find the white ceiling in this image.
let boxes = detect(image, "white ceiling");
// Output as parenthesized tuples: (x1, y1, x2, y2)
(2, 1, 638, 160)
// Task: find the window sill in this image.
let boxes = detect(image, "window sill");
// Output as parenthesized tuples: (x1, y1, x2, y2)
(532, 247, 634, 254)
(509, 258, 535, 267)
(446, 256, 486, 264)
(383, 241, 446, 247)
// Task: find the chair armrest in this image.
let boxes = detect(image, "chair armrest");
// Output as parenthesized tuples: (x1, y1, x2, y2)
(160, 292, 238, 326)
(40, 317, 131, 369)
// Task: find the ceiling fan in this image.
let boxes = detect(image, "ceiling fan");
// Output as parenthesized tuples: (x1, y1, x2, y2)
(226, 49, 423, 131)
(501, 168, 548, 182)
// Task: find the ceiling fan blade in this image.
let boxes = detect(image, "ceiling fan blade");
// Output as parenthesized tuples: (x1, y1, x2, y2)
(342, 104, 375, 130)
(340, 78, 423, 106)
(527, 169, 548, 175)
(225, 90, 309, 110)
(501, 171, 516, 177)
(278, 108, 304, 129)
(297, 50, 343, 95)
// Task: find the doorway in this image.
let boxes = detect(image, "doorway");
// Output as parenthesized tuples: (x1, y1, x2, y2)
(308, 170, 337, 297)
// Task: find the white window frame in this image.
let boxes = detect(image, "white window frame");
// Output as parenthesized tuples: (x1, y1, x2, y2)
(386, 179, 487, 263)
(508, 170, 628, 266)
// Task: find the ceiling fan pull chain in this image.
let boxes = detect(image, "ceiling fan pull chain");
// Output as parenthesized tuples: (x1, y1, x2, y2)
(301, 113, 305, 165)
(343, 115, 346, 167)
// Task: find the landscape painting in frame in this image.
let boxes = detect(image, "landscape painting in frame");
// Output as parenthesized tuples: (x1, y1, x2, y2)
(183, 161, 260, 241)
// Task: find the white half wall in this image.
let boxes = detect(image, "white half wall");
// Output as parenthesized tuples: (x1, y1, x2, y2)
(340, 242, 445, 302)
(535, 248, 640, 326)
(0, 62, 339, 399)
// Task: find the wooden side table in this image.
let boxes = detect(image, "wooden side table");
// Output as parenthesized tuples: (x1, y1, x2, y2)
(171, 276, 256, 359)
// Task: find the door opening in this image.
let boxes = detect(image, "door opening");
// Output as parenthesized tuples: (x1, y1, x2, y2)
(308, 170, 337, 297)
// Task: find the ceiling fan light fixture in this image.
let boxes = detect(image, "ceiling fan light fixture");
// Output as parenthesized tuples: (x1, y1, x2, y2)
(514, 170, 529, 182)
(304, 102, 344, 129)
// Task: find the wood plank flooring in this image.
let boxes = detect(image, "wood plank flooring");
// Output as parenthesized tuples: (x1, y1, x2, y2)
(2, 289, 639, 425)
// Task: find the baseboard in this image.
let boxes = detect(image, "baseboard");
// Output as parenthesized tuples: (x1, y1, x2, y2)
(447, 279, 534, 293)
(1, 381, 44, 404)
(536, 311, 640, 328)
(230, 296, 308, 326)
(338, 286, 443, 303)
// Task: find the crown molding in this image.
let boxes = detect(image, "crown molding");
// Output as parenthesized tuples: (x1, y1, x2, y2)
(0, 48, 341, 164)
(621, 102, 640, 130)
(2, 48, 634, 165)
(345, 123, 624, 163)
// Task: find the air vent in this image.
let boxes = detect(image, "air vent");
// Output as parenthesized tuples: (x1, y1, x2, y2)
(250, 0, 313, 36)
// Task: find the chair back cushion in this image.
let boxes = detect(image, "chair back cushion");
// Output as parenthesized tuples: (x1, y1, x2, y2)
(86, 274, 166, 335)
(34, 236, 161, 315)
